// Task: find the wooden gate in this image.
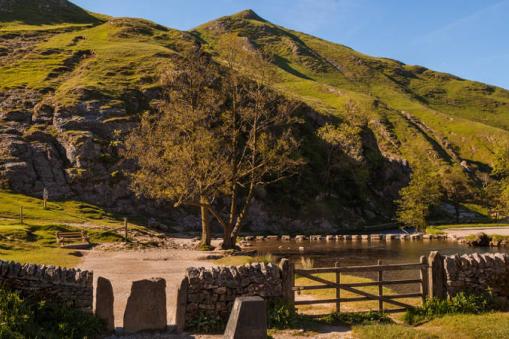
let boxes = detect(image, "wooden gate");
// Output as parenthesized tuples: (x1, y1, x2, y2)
(293, 256, 428, 314)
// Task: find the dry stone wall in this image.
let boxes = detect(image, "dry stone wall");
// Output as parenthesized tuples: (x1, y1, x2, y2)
(443, 253, 509, 300)
(0, 260, 93, 312)
(179, 262, 285, 329)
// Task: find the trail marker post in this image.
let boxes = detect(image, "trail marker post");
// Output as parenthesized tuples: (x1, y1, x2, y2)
(42, 188, 48, 210)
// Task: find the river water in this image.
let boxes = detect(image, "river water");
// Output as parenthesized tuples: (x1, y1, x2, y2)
(250, 239, 509, 293)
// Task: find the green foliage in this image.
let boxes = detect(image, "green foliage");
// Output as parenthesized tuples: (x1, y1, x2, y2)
(187, 311, 225, 334)
(267, 299, 297, 329)
(0, 289, 104, 338)
(397, 167, 442, 230)
(321, 311, 391, 326)
(404, 292, 495, 325)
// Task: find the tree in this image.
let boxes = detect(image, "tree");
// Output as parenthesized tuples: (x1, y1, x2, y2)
(212, 35, 303, 249)
(317, 101, 363, 197)
(124, 52, 227, 248)
(440, 167, 472, 223)
(125, 43, 302, 249)
(396, 166, 442, 231)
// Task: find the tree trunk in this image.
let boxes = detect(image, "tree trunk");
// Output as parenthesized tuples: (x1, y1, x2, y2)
(454, 203, 460, 224)
(200, 195, 211, 248)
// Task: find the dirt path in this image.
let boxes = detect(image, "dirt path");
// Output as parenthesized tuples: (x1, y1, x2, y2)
(444, 226, 509, 238)
(79, 248, 214, 328)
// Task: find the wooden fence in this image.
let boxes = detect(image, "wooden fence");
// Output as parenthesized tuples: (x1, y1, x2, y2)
(293, 256, 428, 314)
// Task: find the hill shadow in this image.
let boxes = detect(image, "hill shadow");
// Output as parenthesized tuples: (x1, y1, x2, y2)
(0, 0, 101, 25)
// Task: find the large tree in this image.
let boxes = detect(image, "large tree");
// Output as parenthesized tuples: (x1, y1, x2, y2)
(125, 43, 302, 249)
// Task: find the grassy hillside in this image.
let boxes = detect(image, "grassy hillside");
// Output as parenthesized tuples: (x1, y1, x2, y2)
(0, 4, 508, 229)
(0, 190, 131, 266)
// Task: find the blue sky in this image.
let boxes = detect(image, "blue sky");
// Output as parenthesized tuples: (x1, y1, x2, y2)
(72, 0, 509, 89)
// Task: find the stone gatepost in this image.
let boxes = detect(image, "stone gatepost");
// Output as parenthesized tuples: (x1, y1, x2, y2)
(428, 251, 447, 299)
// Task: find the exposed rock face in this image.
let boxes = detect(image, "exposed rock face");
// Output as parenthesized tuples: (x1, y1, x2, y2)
(123, 278, 167, 333)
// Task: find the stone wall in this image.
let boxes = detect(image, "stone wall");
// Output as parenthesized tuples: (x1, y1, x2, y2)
(176, 261, 290, 330)
(442, 253, 509, 300)
(0, 260, 93, 312)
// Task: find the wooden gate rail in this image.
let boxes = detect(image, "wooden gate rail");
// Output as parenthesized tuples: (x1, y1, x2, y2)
(293, 256, 428, 314)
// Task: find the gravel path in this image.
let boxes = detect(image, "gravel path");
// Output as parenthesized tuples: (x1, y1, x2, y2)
(444, 226, 509, 238)
(79, 248, 214, 328)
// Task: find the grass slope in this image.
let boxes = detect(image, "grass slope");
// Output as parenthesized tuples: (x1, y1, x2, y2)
(0, 191, 135, 266)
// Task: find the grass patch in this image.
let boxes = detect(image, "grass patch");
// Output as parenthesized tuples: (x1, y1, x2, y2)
(353, 323, 437, 339)
(433, 223, 509, 230)
(214, 254, 275, 266)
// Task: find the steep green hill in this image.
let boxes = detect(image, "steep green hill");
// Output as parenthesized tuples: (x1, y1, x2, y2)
(0, 3, 507, 231)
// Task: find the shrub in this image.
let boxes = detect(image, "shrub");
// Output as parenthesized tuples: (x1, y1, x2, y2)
(0, 289, 104, 338)
(187, 311, 225, 333)
(405, 292, 495, 325)
(267, 299, 297, 329)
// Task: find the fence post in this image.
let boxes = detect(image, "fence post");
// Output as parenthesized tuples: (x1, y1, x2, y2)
(124, 218, 128, 242)
(419, 255, 428, 304)
(378, 259, 383, 313)
(428, 251, 447, 299)
(279, 259, 295, 310)
(19, 206, 24, 224)
(335, 262, 340, 314)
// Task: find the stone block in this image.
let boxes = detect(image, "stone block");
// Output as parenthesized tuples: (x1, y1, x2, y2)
(95, 277, 114, 332)
(224, 296, 267, 339)
(123, 278, 167, 333)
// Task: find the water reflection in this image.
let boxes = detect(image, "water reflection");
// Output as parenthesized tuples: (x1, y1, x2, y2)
(252, 239, 509, 293)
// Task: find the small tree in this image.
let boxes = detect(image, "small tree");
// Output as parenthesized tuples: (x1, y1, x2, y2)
(396, 166, 442, 231)
(317, 101, 363, 197)
(441, 167, 472, 223)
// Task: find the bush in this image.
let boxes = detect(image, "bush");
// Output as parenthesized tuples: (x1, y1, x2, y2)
(405, 292, 495, 325)
(0, 289, 104, 338)
(267, 299, 297, 329)
(187, 311, 225, 334)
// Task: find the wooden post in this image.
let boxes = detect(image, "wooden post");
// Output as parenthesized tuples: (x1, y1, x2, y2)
(19, 206, 24, 224)
(419, 255, 428, 304)
(43, 188, 48, 210)
(124, 218, 128, 242)
(378, 259, 383, 313)
(335, 262, 340, 314)
(428, 251, 447, 299)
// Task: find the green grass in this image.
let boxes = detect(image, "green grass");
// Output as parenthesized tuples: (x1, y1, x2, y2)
(0, 190, 144, 267)
(432, 223, 509, 230)
(353, 323, 437, 339)
(353, 312, 509, 339)
(214, 254, 274, 266)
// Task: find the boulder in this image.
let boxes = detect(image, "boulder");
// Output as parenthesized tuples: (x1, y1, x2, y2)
(466, 232, 491, 247)
(123, 278, 167, 333)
